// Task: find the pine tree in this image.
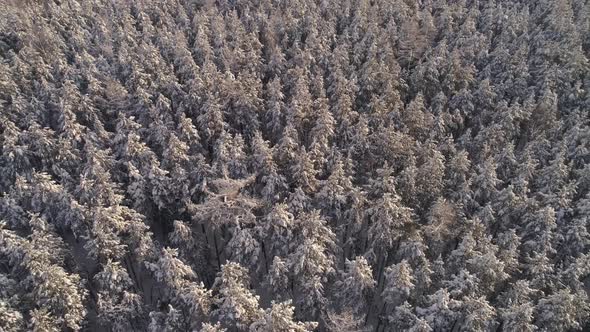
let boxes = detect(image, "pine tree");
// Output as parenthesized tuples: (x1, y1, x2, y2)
(250, 300, 318, 332)
(534, 289, 590, 331)
(2, 0, 590, 330)
(334, 256, 375, 314)
(212, 262, 263, 330)
(459, 296, 496, 332)
(383, 260, 415, 308)
(288, 210, 336, 319)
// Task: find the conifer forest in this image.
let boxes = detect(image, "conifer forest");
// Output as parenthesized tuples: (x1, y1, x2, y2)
(1, 0, 590, 331)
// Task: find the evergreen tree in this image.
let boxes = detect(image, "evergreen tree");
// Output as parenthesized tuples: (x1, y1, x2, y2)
(1, 0, 590, 330)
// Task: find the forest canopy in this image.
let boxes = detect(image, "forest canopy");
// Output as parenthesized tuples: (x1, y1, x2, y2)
(0, 0, 590, 331)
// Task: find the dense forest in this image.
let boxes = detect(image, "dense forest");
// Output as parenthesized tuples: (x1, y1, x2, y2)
(1, 0, 590, 331)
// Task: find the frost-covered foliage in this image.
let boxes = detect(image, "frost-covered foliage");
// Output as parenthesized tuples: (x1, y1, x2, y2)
(0, 0, 589, 330)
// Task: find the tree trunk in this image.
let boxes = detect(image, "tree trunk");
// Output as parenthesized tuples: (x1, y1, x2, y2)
(213, 231, 222, 270)
(342, 223, 350, 267)
(261, 240, 269, 273)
